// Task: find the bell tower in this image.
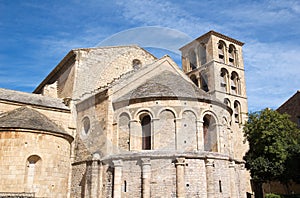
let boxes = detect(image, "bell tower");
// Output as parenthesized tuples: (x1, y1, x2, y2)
(180, 30, 248, 159)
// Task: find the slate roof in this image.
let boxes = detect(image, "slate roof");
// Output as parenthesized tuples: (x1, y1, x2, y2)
(0, 106, 68, 135)
(0, 88, 69, 110)
(115, 70, 212, 102)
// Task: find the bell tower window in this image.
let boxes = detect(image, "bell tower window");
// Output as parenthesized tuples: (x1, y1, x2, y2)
(189, 49, 197, 70)
(218, 41, 226, 63)
(231, 72, 240, 95)
(228, 44, 236, 66)
(190, 74, 199, 87)
(220, 68, 229, 92)
(199, 44, 207, 65)
(234, 101, 241, 123)
(200, 72, 209, 92)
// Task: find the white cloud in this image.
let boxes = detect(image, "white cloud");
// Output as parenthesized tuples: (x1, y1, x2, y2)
(115, 0, 222, 37)
(96, 26, 193, 55)
(244, 40, 300, 110)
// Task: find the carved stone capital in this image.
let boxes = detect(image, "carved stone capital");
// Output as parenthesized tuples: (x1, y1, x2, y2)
(112, 159, 123, 167)
(229, 161, 235, 168)
(141, 158, 151, 166)
(175, 157, 185, 166)
(205, 159, 214, 167)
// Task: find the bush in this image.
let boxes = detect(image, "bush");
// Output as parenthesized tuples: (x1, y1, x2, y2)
(265, 193, 281, 198)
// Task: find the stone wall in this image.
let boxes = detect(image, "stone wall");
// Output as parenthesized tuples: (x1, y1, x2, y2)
(0, 130, 71, 197)
(80, 153, 246, 198)
(74, 46, 156, 99)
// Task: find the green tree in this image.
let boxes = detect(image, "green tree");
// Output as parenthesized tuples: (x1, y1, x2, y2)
(243, 108, 300, 197)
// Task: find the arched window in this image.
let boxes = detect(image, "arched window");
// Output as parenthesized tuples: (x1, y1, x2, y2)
(200, 72, 209, 92)
(132, 59, 142, 69)
(199, 44, 207, 65)
(224, 98, 231, 107)
(231, 72, 240, 95)
(218, 40, 226, 63)
(118, 113, 130, 151)
(82, 116, 90, 135)
(190, 74, 199, 87)
(203, 114, 217, 152)
(141, 114, 151, 150)
(234, 101, 241, 123)
(220, 68, 229, 92)
(228, 44, 236, 66)
(189, 49, 197, 70)
(26, 155, 41, 189)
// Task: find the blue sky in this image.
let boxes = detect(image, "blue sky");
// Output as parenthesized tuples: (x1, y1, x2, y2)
(1, 0, 300, 112)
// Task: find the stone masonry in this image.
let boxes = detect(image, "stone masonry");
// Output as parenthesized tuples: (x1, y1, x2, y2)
(0, 30, 252, 197)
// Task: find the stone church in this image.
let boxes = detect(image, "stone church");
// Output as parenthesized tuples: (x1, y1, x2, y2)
(0, 31, 252, 197)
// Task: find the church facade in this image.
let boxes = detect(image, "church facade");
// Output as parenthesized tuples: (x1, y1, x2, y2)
(0, 31, 251, 197)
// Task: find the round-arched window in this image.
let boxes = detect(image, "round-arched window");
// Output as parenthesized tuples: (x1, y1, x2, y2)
(82, 117, 90, 135)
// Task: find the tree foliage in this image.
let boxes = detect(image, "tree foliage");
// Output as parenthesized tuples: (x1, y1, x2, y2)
(243, 108, 300, 184)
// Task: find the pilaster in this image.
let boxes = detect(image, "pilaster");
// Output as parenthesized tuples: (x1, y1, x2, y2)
(196, 120, 204, 150)
(175, 157, 185, 198)
(113, 160, 123, 198)
(205, 159, 215, 198)
(141, 158, 151, 198)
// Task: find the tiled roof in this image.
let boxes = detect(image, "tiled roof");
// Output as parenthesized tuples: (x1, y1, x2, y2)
(0, 88, 69, 110)
(115, 70, 211, 102)
(0, 106, 67, 134)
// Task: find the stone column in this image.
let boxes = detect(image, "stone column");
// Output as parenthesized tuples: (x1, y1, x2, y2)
(98, 162, 103, 198)
(141, 158, 151, 198)
(91, 159, 100, 198)
(112, 122, 118, 153)
(239, 164, 247, 198)
(151, 118, 159, 149)
(217, 124, 223, 153)
(229, 161, 237, 198)
(205, 159, 215, 198)
(175, 118, 182, 150)
(196, 120, 204, 150)
(129, 120, 139, 151)
(113, 160, 123, 198)
(175, 157, 185, 198)
(235, 49, 239, 67)
(224, 46, 228, 64)
(197, 76, 201, 88)
(195, 47, 200, 67)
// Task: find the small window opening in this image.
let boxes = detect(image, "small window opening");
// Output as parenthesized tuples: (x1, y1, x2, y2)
(219, 180, 222, 192)
(82, 117, 90, 135)
(123, 180, 127, 192)
(200, 73, 209, 92)
(132, 59, 142, 69)
(190, 75, 199, 87)
(297, 116, 300, 128)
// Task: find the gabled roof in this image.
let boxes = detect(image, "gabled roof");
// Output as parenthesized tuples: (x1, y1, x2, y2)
(115, 70, 211, 103)
(34, 45, 157, 95)
(111, 55, 212, 104)
(0, 106, 68, 135)
(0, 88, 69, 110)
